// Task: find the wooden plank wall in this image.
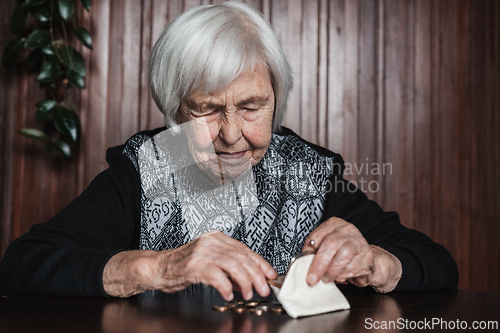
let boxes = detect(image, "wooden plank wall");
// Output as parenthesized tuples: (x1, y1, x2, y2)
(0, 0, 498, 291)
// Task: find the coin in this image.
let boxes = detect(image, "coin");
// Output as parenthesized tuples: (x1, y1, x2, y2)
(250, 308, 264, 316)
(255, 305, 269, 311)
(226, 301, 243, 308)
(230, 307, 246, 313)
(269, 306, 284, 314)
(213, 305, 229, 312)
(244, 301, 259, 307)
(267, 279, 283, 288)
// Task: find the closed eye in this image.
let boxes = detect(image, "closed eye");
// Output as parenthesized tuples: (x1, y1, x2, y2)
(192, 109, 218, 117)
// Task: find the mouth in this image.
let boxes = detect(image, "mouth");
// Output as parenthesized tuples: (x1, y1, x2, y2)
(216, 151, 248, 159)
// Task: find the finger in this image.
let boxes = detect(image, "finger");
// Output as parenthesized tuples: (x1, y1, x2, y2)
(202, 267, 235, 301)
(246, 250, 278, 280)
(223, 236, 278, 280)
(215, 256, 255, 300)
(181, 232, 276, 299)
(347, 275, 371, 288)
(333, 247, 374, 282)
(302, 222, 336, 252)
(323, 241, 358, 283)
(233, 247, 277, 298)
(218, 235, 278, 292)
(239, 257, 273, 297)
(170, 236, 251, 300)
(306, 234, 348, 285)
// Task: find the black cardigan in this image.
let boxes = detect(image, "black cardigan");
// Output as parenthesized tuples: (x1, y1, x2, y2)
(0, 127, 458, 296)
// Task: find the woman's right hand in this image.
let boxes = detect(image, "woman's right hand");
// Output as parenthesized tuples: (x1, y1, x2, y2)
(103, 231, 277, 300)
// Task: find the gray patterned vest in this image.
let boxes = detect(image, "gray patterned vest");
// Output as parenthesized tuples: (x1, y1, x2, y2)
(123, 129, 334, 275)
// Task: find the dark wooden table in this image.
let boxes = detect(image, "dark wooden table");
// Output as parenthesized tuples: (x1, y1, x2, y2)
(0, 285, 498, 332)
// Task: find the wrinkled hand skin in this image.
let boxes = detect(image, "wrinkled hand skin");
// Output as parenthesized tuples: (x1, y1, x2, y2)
(103, 231, 278, 300)
(302, 217, 402, 293)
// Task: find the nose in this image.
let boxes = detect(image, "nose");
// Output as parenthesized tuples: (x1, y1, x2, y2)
(218, 115, 242, 146)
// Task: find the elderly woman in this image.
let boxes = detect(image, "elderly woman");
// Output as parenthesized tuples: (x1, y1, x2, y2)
(0, 2, 457, 299)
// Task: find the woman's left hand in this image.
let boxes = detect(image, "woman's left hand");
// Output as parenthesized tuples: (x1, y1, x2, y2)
(302, 217, 402, 293)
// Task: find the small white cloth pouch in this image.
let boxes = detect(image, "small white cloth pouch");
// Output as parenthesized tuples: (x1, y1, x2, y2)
(269, 253, 350, 318)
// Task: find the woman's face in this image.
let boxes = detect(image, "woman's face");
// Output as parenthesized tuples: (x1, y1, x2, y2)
(179, 61, 275, 184)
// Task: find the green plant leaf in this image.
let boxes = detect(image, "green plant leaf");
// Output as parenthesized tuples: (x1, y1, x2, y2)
(53, 105, 81, 142)
(29, 4, 51, 22)
(35, 100, 57, 122)
(66, 69, 86, 88)
(80, 0, 91, 12)
(37, 56, 63, 83)
(60, 45, 86, 77)
(58, 0, 74, 22)
(73, 26, 93, 50)
(24, 29, 50, 49)
(26, 0, 50, 6)
(1, 38, 25, 69)
(52, 140, 72, 159)
(24, 48, 43, 67)
(11, 3, 29, 34)
(19, 128, 49, 142)
(40, 43, 55, 55)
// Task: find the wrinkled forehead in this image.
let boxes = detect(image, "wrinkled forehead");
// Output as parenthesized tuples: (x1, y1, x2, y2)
(187, 60, 273, 103)
(188, 49, 267, 98)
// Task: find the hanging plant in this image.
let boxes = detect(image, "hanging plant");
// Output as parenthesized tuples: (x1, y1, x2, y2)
(1, 0, 92, 159)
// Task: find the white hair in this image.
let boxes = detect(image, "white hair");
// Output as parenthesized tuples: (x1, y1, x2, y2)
(149, 1, 293, 132)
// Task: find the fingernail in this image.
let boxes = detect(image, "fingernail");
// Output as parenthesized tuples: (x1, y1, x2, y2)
(307, 274, 318, 285)
(321, 276, 329, 283)
(246, 291, 253, 300)
(262, 283, 270, 294)
(228, 292, 234, 301)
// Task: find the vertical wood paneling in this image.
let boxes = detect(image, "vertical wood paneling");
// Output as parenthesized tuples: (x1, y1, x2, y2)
(282, 0, 301, 132)
(342, 0, 358, 182)
(300, 0, 318, 143)
(106, 0, 126, 148)
(439, 0, 470, 289)
(121, 0, 143, 138)
(184, 0, 203, 11)
(1, 0, 499, 291)
(493, 0, 500, 293)
(244, 0, 262, 12)
(375, 0, 385, 206)
(0, 1, 17, 255)
(468, 0, 499, 292)
(261, 0, 271, 22)
(384, 0, 415, 228)
(430, 0, 443, 251)
(413, 0, 434, 238)
(317, 0, 328, 148)
(86, 0, 111, 184)
(358, 0, 378, 201)
(326, 0, 345, 154)
(469, 0, 487, 291)
(138, 0, 153, 131)
(76, 5, 91, 194)
(13, 33, 47, 239)
(148, 0, 171, 130)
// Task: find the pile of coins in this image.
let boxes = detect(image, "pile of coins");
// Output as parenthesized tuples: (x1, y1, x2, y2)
(213, 299, 284, 315)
